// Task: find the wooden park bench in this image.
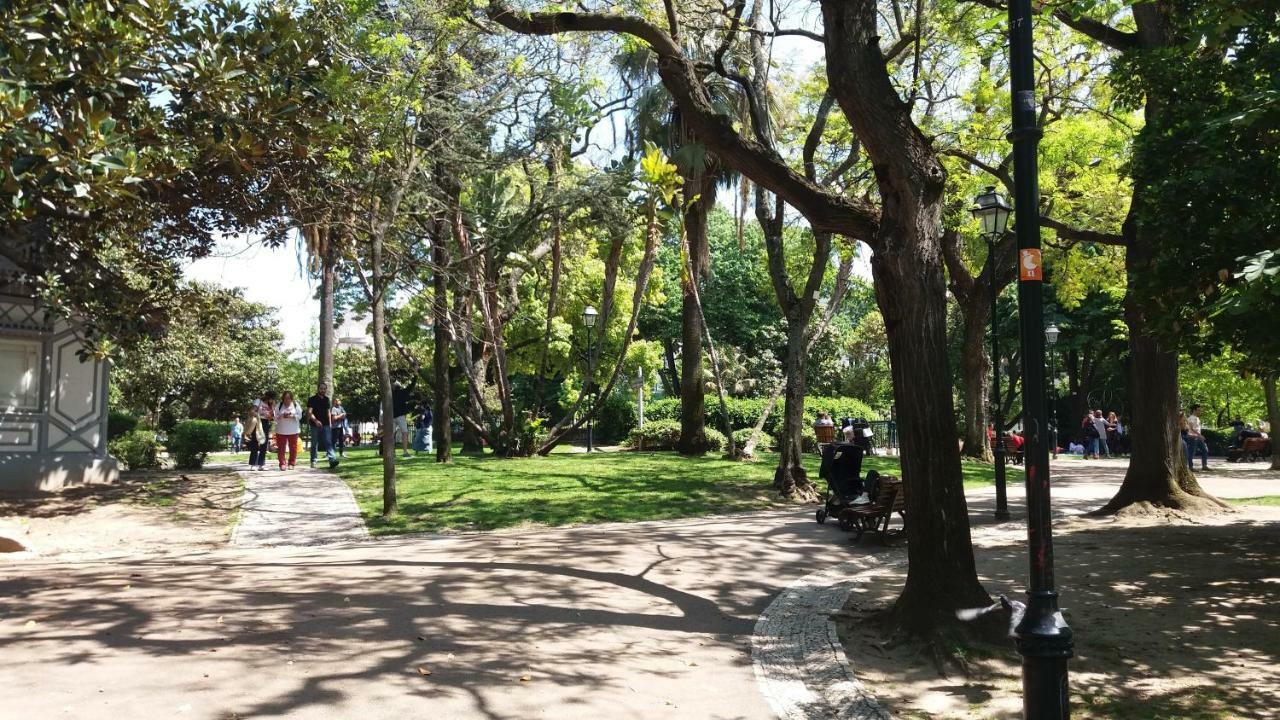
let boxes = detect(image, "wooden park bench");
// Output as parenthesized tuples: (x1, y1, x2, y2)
(837, 476, 906, 544)
(1003, 436, 1024, 465)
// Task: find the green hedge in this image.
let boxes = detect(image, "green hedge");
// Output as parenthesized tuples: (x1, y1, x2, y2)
(107, 409, 139, 441)
(109, 430, 162, 470)
(624, 420, 725, 453)
(167, 419, 226, 469)
(732, 428, 775, 451)
(644, 396, 877, 437)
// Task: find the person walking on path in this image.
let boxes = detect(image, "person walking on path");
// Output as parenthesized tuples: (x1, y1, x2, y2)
(330, 396, 349, 459)
(274, 390, 302, 470)
(230, 417, 244, 453)
(1187, 404, 1211, 470)
(254, 391, 277, 452)
(243, 407, 268, 470)
(391, 379, 416, 458)
(306, 383, 339, 469)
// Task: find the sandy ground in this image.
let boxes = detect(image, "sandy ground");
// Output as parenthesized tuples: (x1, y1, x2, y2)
(840, 461, 1280, 720)
(0, 467, 243, 558)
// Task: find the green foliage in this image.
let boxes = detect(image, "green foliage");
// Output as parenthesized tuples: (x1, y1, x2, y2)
(109, 430, 161, 471)
(644, 395, 878, 438)
(112, 282, 284, 422)
(166, 420, 227, 469)
(732, 428, 774, 451)
(703, 428, 727, 453)
(0, 0, 338, 352)
(595, 389, 637, 445)
(1118, 3, 1279, 368)
(107, 409, 139, 441)
(626, 419, 682, 450)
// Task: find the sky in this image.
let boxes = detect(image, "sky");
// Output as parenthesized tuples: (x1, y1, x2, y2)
(183, 234, 318, 353)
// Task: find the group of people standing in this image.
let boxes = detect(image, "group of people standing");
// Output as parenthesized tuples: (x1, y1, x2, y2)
(1078, 409, 1125, 459)
(236, 383, 350, 471)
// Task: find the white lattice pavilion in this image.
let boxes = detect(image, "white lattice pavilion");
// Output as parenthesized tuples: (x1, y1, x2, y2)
(0, 249, 117, 491)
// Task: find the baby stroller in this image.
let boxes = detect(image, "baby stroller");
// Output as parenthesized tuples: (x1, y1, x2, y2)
(816, 443, 877, 529)
(841, 417, 875, 455)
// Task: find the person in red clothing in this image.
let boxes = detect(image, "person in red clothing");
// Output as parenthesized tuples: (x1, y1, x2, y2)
(273, 390, 303, 470)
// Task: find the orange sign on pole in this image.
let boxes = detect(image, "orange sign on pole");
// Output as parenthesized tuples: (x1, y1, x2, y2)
(1019, 248, 1043, 281)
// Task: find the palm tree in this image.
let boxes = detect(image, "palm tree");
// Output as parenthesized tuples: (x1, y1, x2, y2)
(615, 45, 745, 455)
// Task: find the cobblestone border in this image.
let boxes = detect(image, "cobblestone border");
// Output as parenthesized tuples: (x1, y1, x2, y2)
(752, 558, 903, 720)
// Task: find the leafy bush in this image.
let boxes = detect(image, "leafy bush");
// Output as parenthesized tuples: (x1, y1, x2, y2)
(107, 409, 139, 441)
(624, 420, 728, 454)
(642, 395, 878, 438)
(109, 430, 161, 470)
(703, 427, 726, 452)
(732, 428, 775, 451)
(626, 419, 682, 450)
(167, 419, 227, 469)
(595, 389, 638, 444)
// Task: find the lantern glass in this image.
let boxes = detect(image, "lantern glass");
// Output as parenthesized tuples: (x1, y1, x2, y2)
(583, 305, 598, 328)
(1045, 324, 1060, 346)
(971, 186, 1012, 239)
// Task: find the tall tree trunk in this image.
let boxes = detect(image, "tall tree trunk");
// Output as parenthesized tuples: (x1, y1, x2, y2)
(316, 229, 337, 391)
(959, 301, 993, 461)
(1264, 374, 1279, 471)
(432, 244, 452, 463)
(774, 317, 815, 498)
(677, 176, 715, 455)
(741, 252, 852, 461)
(1093, 226, 1227, 515)
(872, 208, 990, 631)
(463, 354, 488, 453)
(681, 214, 735, 457)
(533, 159, 562, 415)
(661, 339, 679, 397)
(370, 237, 397, 517)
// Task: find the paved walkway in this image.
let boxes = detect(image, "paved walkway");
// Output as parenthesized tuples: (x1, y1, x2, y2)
(0, 457, 1273, 720)
(227, 463, 368, 547)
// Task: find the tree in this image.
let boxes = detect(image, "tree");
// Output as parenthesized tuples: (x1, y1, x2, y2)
(1042, 0, 1275, 512)
(490, 0, 991, 632)
(0, 0, 335, 353)
(113, 283, 284, 425)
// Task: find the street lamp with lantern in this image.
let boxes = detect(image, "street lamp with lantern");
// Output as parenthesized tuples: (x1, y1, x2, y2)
(972, 185, 1013, 522)
(582, 305, 598, 452)
(1045, 324, 1060, 460)
(1003, 0, 1074, 715)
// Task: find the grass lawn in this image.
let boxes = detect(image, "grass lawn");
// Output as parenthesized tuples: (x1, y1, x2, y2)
(336, 446, 1009, 535)
(1227, 495, 1280, 506)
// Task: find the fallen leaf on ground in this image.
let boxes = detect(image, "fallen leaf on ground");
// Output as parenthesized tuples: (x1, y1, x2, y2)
(519, 675, 531, 682)
(418, 666, 432, 676)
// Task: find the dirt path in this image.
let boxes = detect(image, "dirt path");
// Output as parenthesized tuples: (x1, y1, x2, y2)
(0, 468, 243, 559)
(839, 459, 1280, 720)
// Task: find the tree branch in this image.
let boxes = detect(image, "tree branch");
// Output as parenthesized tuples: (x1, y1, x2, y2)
(487, 2, 880, 242)
(1039, 216, 1126, 246)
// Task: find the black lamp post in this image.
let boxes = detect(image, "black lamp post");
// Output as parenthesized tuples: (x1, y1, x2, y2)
(972, 186, 1013, 522)
(1046, 324, 1060, 460)
(1005, 1, 1073, 716)
(582, 305, 598, 452)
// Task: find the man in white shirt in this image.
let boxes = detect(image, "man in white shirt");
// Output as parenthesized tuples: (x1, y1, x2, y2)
(1187, 404, 1210, 470)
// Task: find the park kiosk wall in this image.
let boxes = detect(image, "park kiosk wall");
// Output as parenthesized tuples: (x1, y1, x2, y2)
(0, 258, 117, 491)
